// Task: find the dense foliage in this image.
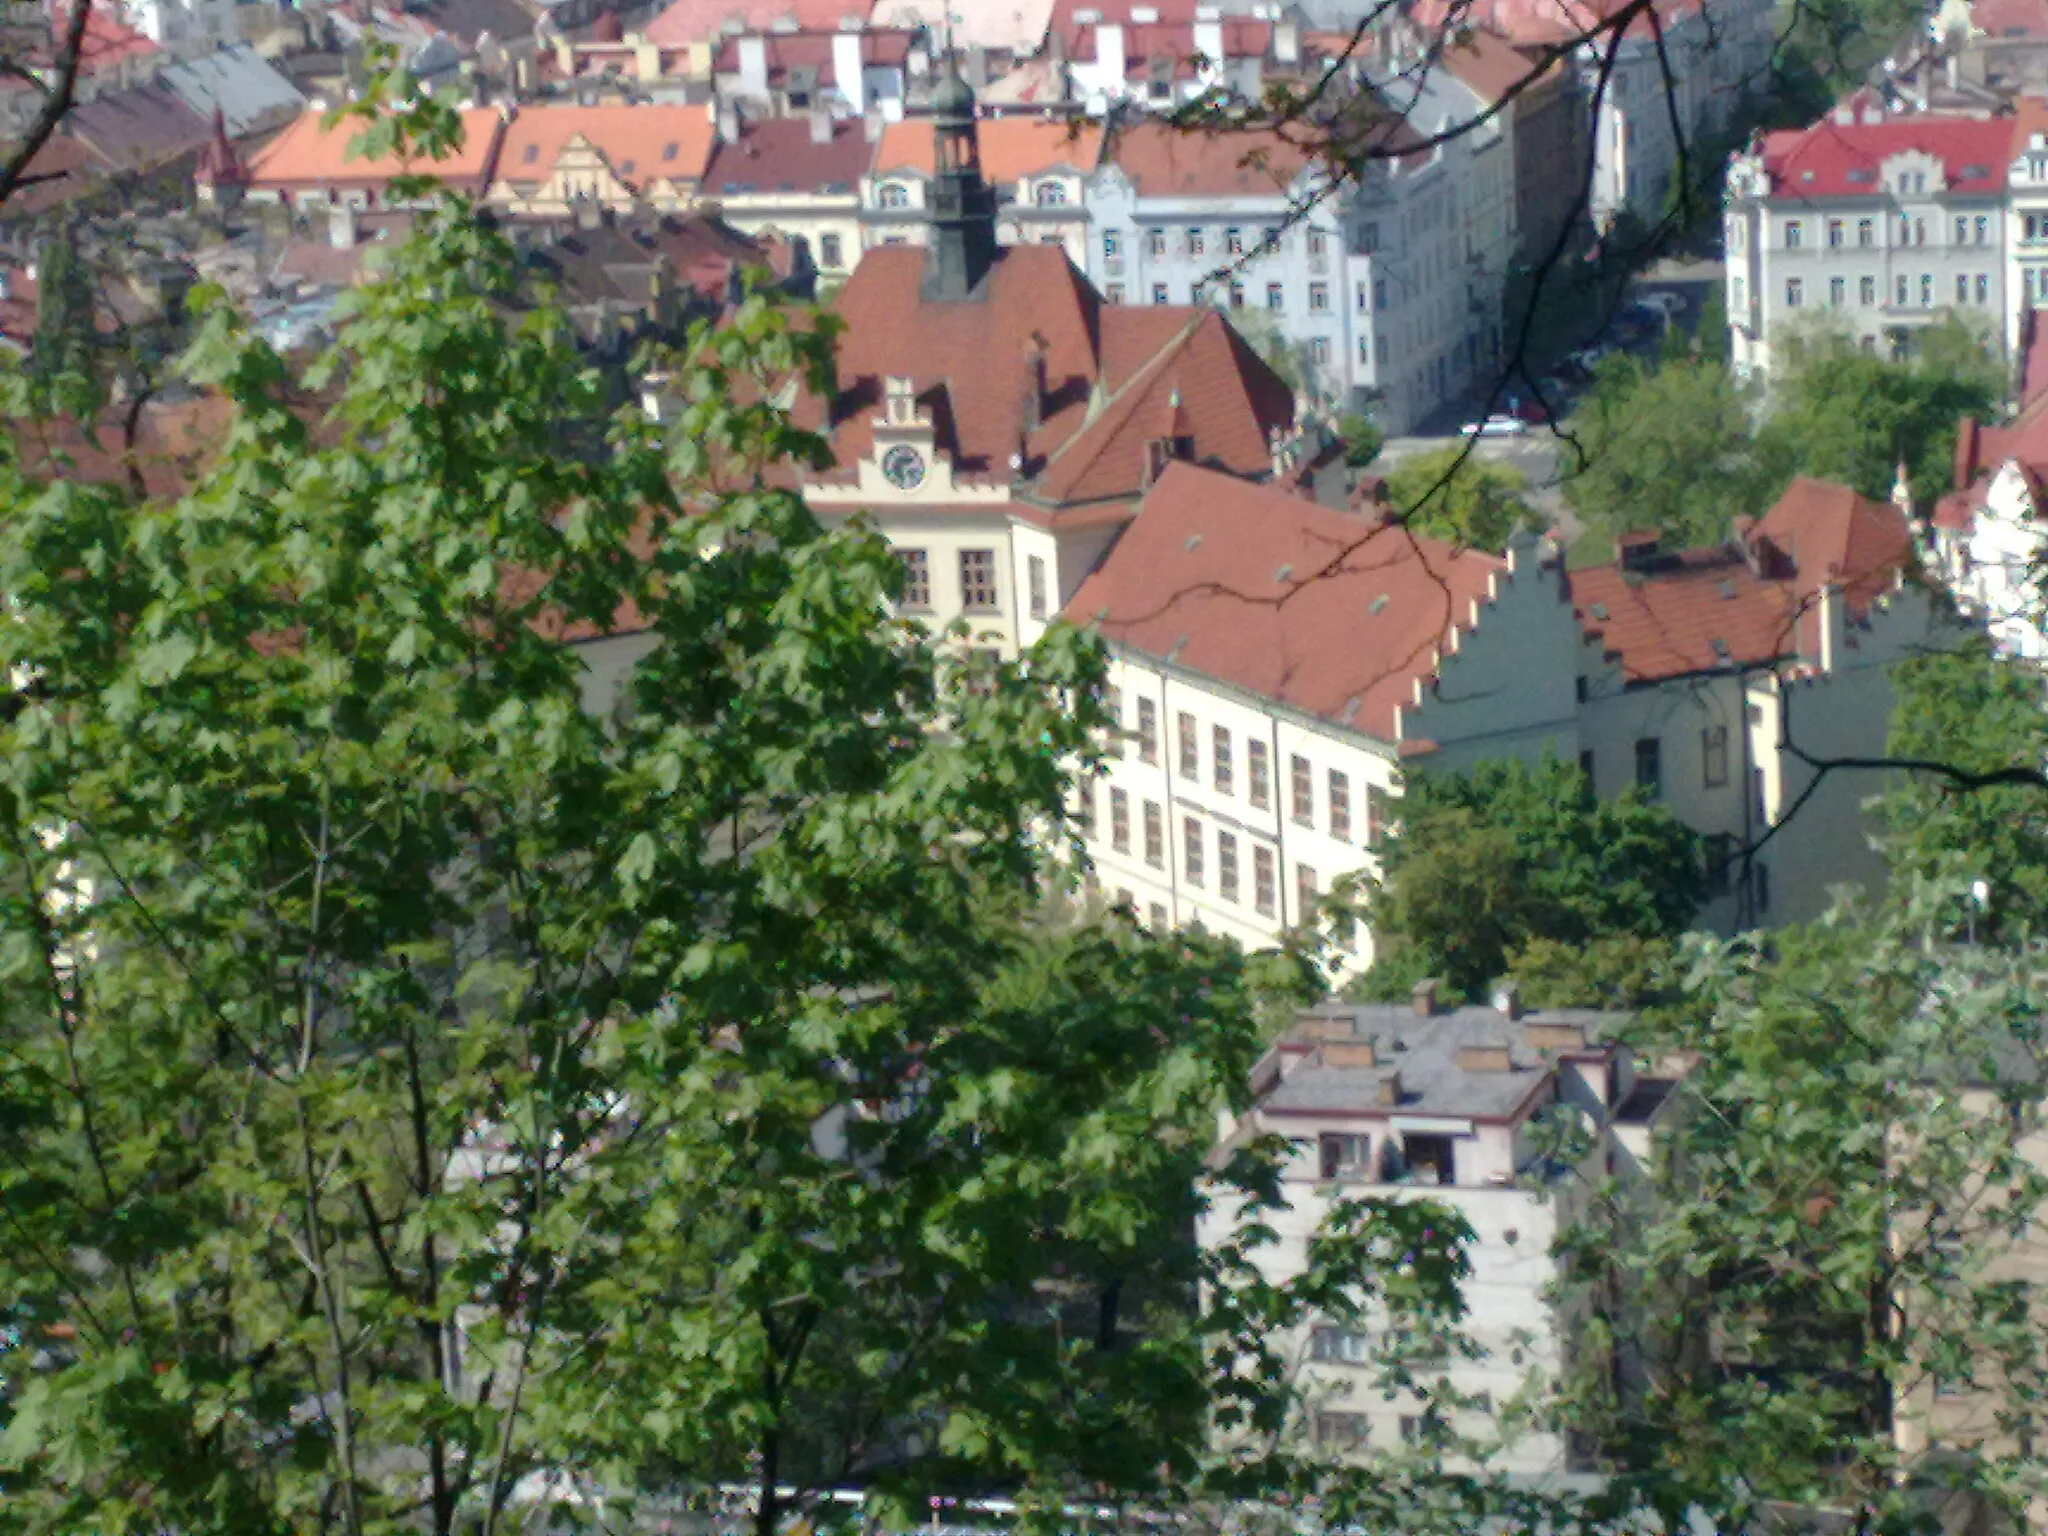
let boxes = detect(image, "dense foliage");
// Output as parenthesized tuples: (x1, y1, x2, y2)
(1384, 444, 1543, 553)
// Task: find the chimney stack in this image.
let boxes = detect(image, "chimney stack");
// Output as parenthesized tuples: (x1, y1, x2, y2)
(1022, 333, 1046, 434)
(809, 107, 833, 144)
(328, 200, 358, 251)
(1524, 1021, 1587, 1053)
(1493, 980, 1522, 1021)
(1375, 1069, 1403, 1107)
(1411, 978, 1439, 1017)
(1456, 1044, 1514, 1072)
(1323, 1040, 1378, 1068)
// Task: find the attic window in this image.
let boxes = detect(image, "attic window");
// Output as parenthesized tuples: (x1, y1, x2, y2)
(1369, 593, 1389, 615)
(1712, 638, 1733, 659)
(523, 143, 540, 164)
(1962, 163, 1991, 178)
(1718, 579, 1737, 599)
(620, 159, 636, 174)
(1801, 169, 1815, 182)
(1589, 602, 1609, 620)
(1184, 533, 1203, 551)
(1275, 563, 1294, 583)
(663, 141, 680, 161)
(1846, 167, 1876, 183)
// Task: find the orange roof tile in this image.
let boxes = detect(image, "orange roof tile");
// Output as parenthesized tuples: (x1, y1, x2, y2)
(873, 115, 1104, 182)
(492, 103, 717, 188)
(1067, 463, 1504, 742)
(643, 0, 864, 45)
(1570, 477, 1915, 683)
(248, 107, 507, 193)
(813, 244, 1291, 503)
(1106, 117, 1313, 196)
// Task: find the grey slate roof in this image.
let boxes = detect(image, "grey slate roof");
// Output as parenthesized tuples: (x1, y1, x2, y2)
(160, 44, 306, 137)
(66, 84, 212, 173)
(1256, 1001, 1626, 1122)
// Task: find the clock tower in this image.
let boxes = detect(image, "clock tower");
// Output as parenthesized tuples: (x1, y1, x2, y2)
(871, 375, 938, 496)
(920, 58, 998, 303)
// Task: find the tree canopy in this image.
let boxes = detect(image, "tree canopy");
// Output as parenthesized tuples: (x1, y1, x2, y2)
(1357, 756, 1704, 999)
(1385, 444, 1543, 553)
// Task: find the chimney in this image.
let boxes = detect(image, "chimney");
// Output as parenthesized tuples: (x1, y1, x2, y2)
(1095, 20, 1125, 84)
(1375, 1069, 1403, 1107)
(716, 98, 741, 142)
(1323, 1040, 1378, 1068)
(1192, 15, 1223, 68)
(736, 33, 769, 96)
(1456, 1044, 1514, 1072)
(1411, 978, 1439, 1017)
(1524, 1021, 1587, 1053)
(1833, 100, 1854, 126)
(328, 200, 358, 250)
(1816, 580, 1843, 672)
(831, 27, 864, 110)
(1274, 15, 1299, 63)
(864, 110, 885, 141)
(1022, 332, 1046, 434)
(1493, 980, 1522, 1020)
(809, 107, 833, 144)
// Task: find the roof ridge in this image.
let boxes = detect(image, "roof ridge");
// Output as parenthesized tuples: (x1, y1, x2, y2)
(1035, 310, 1204, 480)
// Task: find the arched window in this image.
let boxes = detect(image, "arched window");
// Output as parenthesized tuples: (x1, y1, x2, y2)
(877, 182, 910, 210)
(1033, 180, 1069, 207)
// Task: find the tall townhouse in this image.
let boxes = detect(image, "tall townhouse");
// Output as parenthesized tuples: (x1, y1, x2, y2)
(740, 67, 1302, 664)
(2006, 97, 2048, 350)
(698, 114, 873, 283)
(1724, 106, 2016, 379)
(862, 114, 1106, 269)
(1934, 344, 2048, 660)
(1200, 993, 1682, 1472)
(1408, 0, 1774, 226)
(1068, 465, 1954, 968)
(1083, 116, 1467, 434)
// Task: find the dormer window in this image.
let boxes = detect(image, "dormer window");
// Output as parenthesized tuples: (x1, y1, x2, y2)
(877, 182, 910, 210)
(523, 143, 540, 164)
(883, 375, 917, 424)
(1033, 180, 1068, 207)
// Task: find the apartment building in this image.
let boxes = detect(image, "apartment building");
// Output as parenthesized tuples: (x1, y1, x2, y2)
(698, 114, 873, 281)
(1048, 0, 1308, 114)
(1083, 115, 1467, 433)
(1724, 107, 2015, 378)
(244, 106, 510, 209)
(1933, 334, 2048, 660)
(1069, 466, 1951, 967)
(1199, 992, 1680, 1472)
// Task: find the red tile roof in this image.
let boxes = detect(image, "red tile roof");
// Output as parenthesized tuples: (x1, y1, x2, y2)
(701, 113, 874, 193)
(1970, 0, 2048, 39)
(493, 104, 717, 189)
(1406, 0, 1701, 44)
(1570, 477, 1914, 683)
(249, 106, 508, 194)
(12, 396, 239, 499)
(643, 0, 867, 46)
(1066, 463, 1505, 742)
(1105, 118, 1313, 197)
(873, 114, 1104, 182)
(813, 244, 1291, 504)
(1753, 113, 2017, 200)
(1436, 24, 1557, 102)
(1060, 13, 1275, 76)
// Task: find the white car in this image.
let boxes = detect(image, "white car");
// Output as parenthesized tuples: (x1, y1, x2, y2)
(1460, 414, 1528, 438)
(1634, 290, 1686, 316)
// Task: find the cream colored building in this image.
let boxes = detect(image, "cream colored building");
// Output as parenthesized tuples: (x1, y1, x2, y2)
(862, 116, 1106, 269)
(485, 105, 716, 219)
(695, 115, 875, 282)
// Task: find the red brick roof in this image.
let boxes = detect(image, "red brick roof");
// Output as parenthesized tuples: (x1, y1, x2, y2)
(701, 114, 874, 194)
(493, 104, 716, 189)
(710, 26, 913, 85)
(1066, 463, 1504, 742)
(12, 396, 238, 499)
(643, 0, 866, 46)
(1106, 118, 1313, 196)
(1970, 0, 2048, 39)
(1406, 0, 1701, 44)
(874, 115, 1103, 181)
(813, 244, 1291, 503)
(1753, 113, 2017, 200)
(1061, 14, 1275, 77)
(1570, 477, 1914, 683)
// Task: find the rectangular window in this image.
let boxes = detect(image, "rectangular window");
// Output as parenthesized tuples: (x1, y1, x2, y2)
(1306, 228, 1327, 257)
(1754, 859, 1770, 912)
(1702, 724, 1729, 788)
(1253, 845, 1277, 915)
(1373, 277, 1388, 311)
(1104, 283, 1123, 303)
(1212, 726, 1233, 793)
(1861, 275, 1876, 306)
(1857, 217, 1873, 246)
(1151, 282, 1168, 304)
(1958, 273, 1970, 304)
(1225, 225, 1243, 254)
(1308, 337, 1330, 364)
(1148, 900, 1167, 930)
(1922, 273, 1934, 307)
(1104, 685, 1123, 757)
(1358, 335, 1371, 363)
(1186, 226, 1204, 256)
(1312, 1410, 1370, 1450)
(1143, 800, 1163, 868)
(1309, 281, 1330, 312)
(1635, 737, 1662, 799)
(897, 548, 931, 609)
(1217, 830, 1238, 901)
(1247, 739, 1270, 808)
(1916, 218, 1927, 246)
(1183, 817, 1204, 886)
(1579, 747, 1595, 785)
(1075, 774, 1095, 833)
(1136, 698, 1158, 763)
(1328, 770, 1352, 842)
(1146, 228, 1165, 257)
(960, 549, 999, 611)
(1296, 862, 1318, 920)
(1266, 281, 1283, 308)
(1956, 215, 1970, 245)
(1310, 1326, 1371, 1364)
(1978, 214, 1991, 245)
(1319, 1131, 1369, 1180)
(1365, 785, 1387, 849)
(1783, 219, 1802, 248)
(1830, 275, 1844, 306)
(1177, 710, 1199, 779)
(1978, 273, 1991, 304)
(1110, 788, 1130, 852)
(1703, 831, 1736, 897)
(1228, 282, 1244, 309)
(820, 233, 843, 268)
(1103, 230, 1120, 259)
(1897, 274, 1909, 305)
(1827, 218, 1843, 247)
(1290, 754, 1314, 826)
(1785, 277, 1803, 308)
(1027, 554, 1048, 621)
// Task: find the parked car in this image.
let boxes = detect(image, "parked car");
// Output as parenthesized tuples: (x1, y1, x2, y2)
(1505, 392, 1551, 424)
(1633, 290, 1686, 317)
(1460, 413, 1529, 438)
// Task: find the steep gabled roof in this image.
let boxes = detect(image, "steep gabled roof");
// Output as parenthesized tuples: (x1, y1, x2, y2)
(249, 106, 507, 191)
(701, 114, 873, 195)
(492, 104, 717, 188)
(1104, 117, 1313, 197)
(1066, 464, 1504, 742)
(1753, 112, 2017, 199)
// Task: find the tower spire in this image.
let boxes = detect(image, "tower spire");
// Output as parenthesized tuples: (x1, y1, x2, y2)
(919, 50, 997, 302)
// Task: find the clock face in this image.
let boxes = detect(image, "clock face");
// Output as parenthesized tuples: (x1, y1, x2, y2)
(881, 444, 927, 491)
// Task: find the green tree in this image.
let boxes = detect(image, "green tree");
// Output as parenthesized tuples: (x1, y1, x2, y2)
(0, 89, 1488, 1536)
(1560, 352, 1758, 549)
(1756, 310, 2005, 505)
(1507, 933, 1679, 1010)
(1384, 445, 1543, 553)
(1360, 757, 1704, 998)
(1878, 642, 2048, 936)
(27, 223, 101, 420)
(1552, 895, 2048, 1531)
(1338, 411, 1382, 469)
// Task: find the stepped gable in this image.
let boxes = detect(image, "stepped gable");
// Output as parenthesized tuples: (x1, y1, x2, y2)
(1570, 477, 1915, 683)
(812, 243, 1291, 504)
(1064, 462, 1504, 742)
